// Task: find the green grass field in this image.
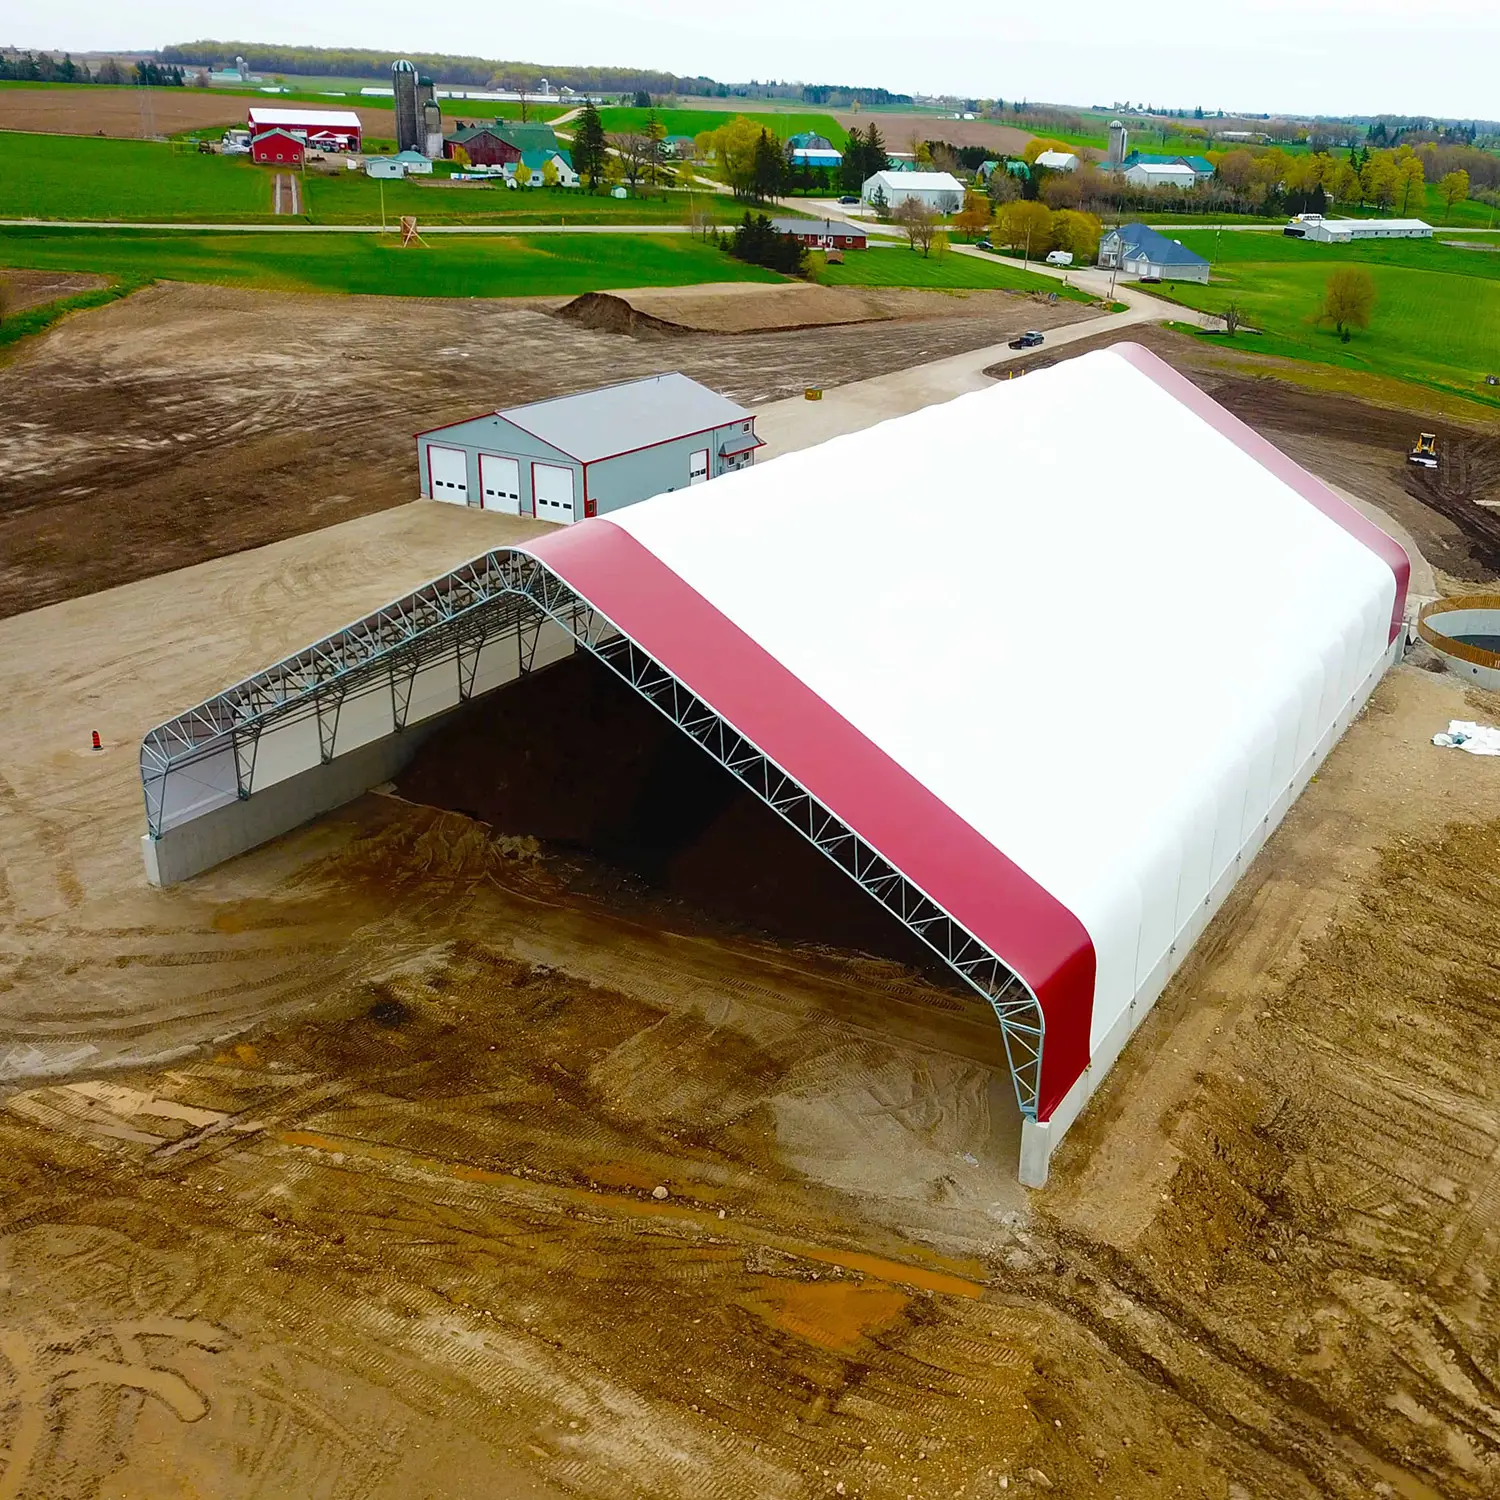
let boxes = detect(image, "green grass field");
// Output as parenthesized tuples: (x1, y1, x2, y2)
(592, 107, 848, 147)
(0, 227, 782, 298)
(1, 132, 749, 225)
(3, 131, 273, 220)
(1148, 230, 1500, 409)
(815, 245, 1094, 298)
(301, 173, 743, 225)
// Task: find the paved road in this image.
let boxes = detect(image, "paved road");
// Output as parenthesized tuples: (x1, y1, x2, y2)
(0, 218, 701, 234)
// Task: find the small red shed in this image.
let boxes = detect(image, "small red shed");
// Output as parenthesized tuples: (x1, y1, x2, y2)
(251, 129, 305, 167)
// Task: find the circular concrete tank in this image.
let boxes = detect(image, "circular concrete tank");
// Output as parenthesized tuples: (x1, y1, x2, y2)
(1417, 594, 1500, 688)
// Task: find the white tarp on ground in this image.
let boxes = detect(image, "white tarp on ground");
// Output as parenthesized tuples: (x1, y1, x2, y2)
(1433, 720, 1500, 754)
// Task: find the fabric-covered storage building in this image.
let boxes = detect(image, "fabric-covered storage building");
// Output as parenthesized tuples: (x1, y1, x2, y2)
(138, 344, 1409, 1183)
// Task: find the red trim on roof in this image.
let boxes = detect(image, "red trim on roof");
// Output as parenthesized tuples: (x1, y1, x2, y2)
(521, 519, 1097, 1118)
(1112, 342, 1410, 642)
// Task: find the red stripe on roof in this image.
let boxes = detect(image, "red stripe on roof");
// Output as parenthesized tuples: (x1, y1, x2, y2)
(1112, 342, 1410, 642)
(523, 519, 1096, 1119)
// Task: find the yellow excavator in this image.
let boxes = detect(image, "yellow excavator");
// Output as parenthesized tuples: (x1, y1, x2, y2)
(1408, 432, 1440, 469)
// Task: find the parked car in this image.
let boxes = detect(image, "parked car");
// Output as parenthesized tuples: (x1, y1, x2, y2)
(1008, 331, 1044, 350)
(837, 194, 859, 204)
(975, 239, 994, 251)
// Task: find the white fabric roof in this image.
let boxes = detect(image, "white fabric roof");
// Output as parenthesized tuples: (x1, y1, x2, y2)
(247, 107, 363, 129)
(605, 347, 1397, 1057)
(499, 373, 750, 463)
(1035, 151, 1079, 169)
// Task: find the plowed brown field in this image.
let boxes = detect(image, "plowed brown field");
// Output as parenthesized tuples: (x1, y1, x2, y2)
(1, 500, 1498, 1498)
(0, 86, 413, 141)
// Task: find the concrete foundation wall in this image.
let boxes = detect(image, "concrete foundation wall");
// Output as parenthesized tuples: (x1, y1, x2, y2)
(141, 724, 438, 887)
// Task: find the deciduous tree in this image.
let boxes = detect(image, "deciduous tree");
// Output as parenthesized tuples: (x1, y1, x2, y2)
(995, 199, 1052, 258)
(953, 191, 991, 240)
(1050, 209, 1102, 262)
(1395, 155, 1425, 215)
(1439, 168, 1471, 218)
(1319, 266, 1376, 341)
(893, 196, 939, 255)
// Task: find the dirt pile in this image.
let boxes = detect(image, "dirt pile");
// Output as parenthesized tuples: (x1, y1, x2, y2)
(553, 291, 689, 338)
(397, 654, 943, 969)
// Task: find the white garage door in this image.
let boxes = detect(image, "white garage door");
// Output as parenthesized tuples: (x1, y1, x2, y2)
(689, 449, 709, 486)
(532, 463, 576, 524)
(479, 453, 521, 514)
(428, 445, 469, 505)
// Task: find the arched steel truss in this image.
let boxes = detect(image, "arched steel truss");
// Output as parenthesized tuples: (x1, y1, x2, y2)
(141, 547, 1047, 1115)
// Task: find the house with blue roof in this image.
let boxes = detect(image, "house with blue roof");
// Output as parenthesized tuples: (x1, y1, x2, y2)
(1098, 223, 1210, 283)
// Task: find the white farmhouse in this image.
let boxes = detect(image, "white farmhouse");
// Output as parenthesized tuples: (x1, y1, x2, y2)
(862, 170, 966, 214)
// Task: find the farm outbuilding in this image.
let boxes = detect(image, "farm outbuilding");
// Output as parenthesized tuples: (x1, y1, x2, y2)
(138, 344, 1409, 1185)
(250, 129, 304, 167)
(246, 106, 362, 151)
(415, 373, 760, 523)
(1295, 216, 1433, 243)
(862, 170, 965, 213)
(1123, 162, 1198, 190)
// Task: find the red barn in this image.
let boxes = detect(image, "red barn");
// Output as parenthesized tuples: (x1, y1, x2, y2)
(250, 129, 305, 167)
(443, 126, 521, 167)
(246, 107, 362, 152)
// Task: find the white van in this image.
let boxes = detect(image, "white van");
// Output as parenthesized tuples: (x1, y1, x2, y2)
(1045, 249, 1074, 267)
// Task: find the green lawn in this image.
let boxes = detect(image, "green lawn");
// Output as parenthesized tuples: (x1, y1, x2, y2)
(592, 107, 848, 147)
(3, 131, 272, 220)
(301, 172, 743, 225)
(814, 245, 1094, 298)
(1, 132, 747, 226)
(0, 227, 783, 298)
(1147, 230, 1500, 409)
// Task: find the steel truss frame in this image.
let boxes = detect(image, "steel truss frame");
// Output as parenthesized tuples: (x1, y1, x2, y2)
(140, 547, 1046, 1115)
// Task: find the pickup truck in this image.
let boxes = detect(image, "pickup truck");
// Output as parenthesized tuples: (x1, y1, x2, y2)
(1008, 331, 1045, 350)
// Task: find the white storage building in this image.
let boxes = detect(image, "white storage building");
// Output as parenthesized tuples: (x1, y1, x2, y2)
(1034, 150, 1080, 172)
(138, 344, 1409, 1185)
(1297, 216, 1433, 243)
(862, 169, 966, 213)
(1124, 161, 1198, 190)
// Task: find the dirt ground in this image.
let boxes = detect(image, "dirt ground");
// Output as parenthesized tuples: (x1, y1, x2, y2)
(0, 494, 1498, 1497)
(0, 280, 1091, 618)
(0, 267, 109, 313)
(987, 322, 1500, 586)
(830, 113, 1046, 159)
(556, 282, 1060, 336)
(0, 87, 412, 142)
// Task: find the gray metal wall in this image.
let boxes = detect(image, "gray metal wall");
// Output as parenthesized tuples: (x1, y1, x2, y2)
(417, 414, 759, 519)
(588, 421, 751, 516)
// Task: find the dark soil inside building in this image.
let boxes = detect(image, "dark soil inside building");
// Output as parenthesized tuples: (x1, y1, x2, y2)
(397, 652, 948, 977)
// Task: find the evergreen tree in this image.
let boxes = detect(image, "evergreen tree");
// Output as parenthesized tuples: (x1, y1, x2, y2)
(862, 123, 887, 180)
(840, 126, 866, 193)
(573, 101, 608, 190)
(751, 128, 783, 199)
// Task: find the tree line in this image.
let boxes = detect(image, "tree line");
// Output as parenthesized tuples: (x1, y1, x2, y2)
(0, 51, 186, 86)
(159, 41, 715, 95)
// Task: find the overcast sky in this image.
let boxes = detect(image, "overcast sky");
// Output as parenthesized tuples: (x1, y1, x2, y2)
(19, 1, 1500, 120)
